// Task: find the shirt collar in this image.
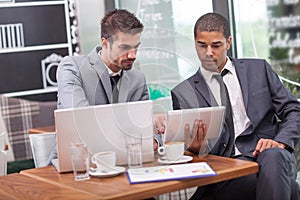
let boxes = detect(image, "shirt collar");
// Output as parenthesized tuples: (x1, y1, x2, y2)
(107, 67, 122, 77)
(200, 56, 235, 83)
(200, 67, 216, 83)
(222, 57, 235, 76)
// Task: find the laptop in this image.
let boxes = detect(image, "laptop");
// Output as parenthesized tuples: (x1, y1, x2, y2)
(164, 106, 225, 143)
(53, 100, 154, 173)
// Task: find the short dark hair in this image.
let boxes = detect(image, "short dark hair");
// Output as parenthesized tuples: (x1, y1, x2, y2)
(101, 9, 144, 43)
(194, 13, 231, 39)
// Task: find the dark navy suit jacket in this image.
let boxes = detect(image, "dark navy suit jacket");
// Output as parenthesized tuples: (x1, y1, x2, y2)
(171, 57, 300, 157)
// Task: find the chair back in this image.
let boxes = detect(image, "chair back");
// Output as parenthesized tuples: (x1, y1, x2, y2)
(0, 132, 7, 175)
(29, 132, 56, 168)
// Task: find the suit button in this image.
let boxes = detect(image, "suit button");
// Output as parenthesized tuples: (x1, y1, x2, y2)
(223, 144, 226, 148)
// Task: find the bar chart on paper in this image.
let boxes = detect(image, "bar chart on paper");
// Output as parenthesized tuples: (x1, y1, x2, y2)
(127, 162, 217, 184)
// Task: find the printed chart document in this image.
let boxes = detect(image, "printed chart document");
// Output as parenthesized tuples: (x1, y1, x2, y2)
(127, 162, 217, 184)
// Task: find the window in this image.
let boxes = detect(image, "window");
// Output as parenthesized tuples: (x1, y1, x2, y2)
(117, 0, 213, 99)
(233, 0, 300, 98)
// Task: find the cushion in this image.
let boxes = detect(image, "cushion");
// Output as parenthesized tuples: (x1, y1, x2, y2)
(0, 95, 56, 161)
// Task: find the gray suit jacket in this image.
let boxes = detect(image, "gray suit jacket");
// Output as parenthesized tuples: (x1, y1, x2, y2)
(171, 57, 300, 157)
(57, 46, 149, 109)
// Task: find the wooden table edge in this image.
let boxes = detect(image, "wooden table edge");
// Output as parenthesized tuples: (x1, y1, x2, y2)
(20, 157, 259, 200)
(28, 126, 55, 134)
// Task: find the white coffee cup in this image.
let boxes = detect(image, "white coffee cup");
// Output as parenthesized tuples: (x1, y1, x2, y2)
(158, 141, 184, 161)
(91, 151, 116, 172)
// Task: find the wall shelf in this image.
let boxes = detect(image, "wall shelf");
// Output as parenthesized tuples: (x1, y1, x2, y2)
(0, 0, 78, 100)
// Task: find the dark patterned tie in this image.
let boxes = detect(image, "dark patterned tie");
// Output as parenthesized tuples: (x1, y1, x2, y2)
(110, 75, 120, 103)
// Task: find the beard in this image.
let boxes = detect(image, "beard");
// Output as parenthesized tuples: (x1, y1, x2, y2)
(119, 58, 136, 70)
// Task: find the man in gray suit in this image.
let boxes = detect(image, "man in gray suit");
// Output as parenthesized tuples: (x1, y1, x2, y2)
(47, 9, 162, 165)
(171, 13, 300, 200)
(57, 9, 148, 109)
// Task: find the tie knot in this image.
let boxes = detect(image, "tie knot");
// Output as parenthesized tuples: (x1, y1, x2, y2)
(221, 69, 229, 77)
(212, 74, 223, 83)
(110, 75, 120, 86)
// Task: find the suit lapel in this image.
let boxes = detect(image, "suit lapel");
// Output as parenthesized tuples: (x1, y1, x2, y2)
(231, 58, 249, 109)
(193, 70, 216, 106)
(118, 71, 130, 103)
(89, 47, 113, 103)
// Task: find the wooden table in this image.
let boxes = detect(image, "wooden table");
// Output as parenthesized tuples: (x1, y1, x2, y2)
(20, 154, 259, 200)
(0, 173, 99, 200)
(28, 125, 55, 134)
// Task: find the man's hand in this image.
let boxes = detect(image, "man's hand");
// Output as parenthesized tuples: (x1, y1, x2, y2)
(153, 113, 166, 134)
(153, 113, 166, 151)
(185, 119, 207, 153)
(252, 138, 286, 157)
(153, 139, 159, 151)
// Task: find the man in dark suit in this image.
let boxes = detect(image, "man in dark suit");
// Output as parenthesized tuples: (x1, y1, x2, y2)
(171, 13, 300, 200)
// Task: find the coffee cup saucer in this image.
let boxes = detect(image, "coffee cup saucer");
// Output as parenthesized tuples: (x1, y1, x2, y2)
(89, 166, 125, 178)
(157, 155, 193, 165)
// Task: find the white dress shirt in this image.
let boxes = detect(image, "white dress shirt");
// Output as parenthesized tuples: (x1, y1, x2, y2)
(201, 57, 252, 155)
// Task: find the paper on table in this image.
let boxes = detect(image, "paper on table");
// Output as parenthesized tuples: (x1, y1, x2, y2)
(126, 162, 217, 184)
